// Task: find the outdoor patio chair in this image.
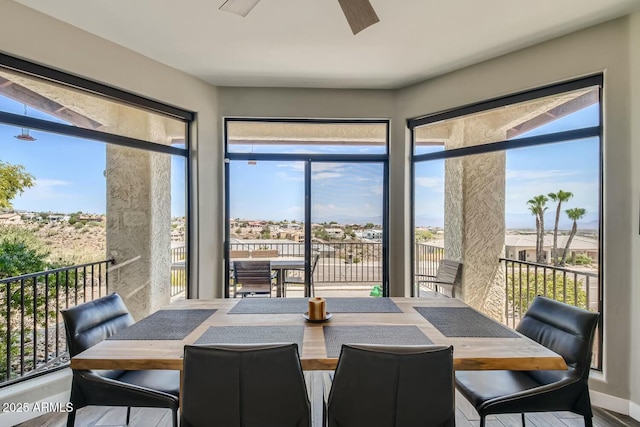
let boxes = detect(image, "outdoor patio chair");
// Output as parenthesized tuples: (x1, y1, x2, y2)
(181, 343, 311, 427)
(284, 253, 320, 296)
(324, 344, 455, 427)
(455, 296, 599, 427)
(61, 293, 179, 427)
(416, 259, 462, 297)
(233, 260, 276, 297)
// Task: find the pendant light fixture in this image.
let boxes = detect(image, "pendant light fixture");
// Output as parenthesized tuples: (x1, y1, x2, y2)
(14, 104, 36, 142)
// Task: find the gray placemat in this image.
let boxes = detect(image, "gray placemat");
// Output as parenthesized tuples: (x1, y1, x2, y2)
(323, 325, 433, 358)
(228, 297, 401, 314)
(194, 325, 304, 350)
(108, 309, 217, 340)
(414, 306, 519, 338)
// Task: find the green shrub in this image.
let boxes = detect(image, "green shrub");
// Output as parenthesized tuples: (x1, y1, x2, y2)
(506, 268, 587, 311)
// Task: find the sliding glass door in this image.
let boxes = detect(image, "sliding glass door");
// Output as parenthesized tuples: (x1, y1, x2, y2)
(225, 119, 389, 298)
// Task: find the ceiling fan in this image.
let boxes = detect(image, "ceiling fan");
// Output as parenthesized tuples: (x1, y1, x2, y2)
(219, 0, 380, 35)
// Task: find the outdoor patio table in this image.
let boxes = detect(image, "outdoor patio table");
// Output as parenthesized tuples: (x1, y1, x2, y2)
(71, 296, 566, 372)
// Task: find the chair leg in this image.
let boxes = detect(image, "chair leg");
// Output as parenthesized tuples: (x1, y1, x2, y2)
(522, 413, 526, 425)
(66, 408, 76, 427)
(479, 416, 485, 427)
(172, 408, 178, 427)
(126, 407, 131, 425)
(584, 415, 593, 427)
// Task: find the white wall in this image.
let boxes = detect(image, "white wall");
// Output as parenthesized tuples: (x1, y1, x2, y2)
(398, 16, 635, 401)
(629, 10, 640, 422)
(0, 0, 221, 299)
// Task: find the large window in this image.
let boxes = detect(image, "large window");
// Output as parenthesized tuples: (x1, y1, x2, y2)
(0, 54, 192, 385)
(410, 75, 603, 369)
(225, 119, 389, 298)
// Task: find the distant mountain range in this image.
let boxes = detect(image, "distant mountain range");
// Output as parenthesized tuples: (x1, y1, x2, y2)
(415, 212, 599, 231)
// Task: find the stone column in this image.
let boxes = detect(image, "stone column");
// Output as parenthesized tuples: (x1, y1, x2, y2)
(444, 119, 506, 319)
(106, 113, 172, 320)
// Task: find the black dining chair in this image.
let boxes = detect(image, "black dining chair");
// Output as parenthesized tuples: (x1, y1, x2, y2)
(181, 343, 311, 427)
(61, 293, 179, 427)
(325, 344, 455, 427)
(455, 296, 599, 427)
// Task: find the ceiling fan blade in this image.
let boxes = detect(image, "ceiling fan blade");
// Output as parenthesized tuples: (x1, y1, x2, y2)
(219, 0, 261, 17)
(337, 0, 380, 35)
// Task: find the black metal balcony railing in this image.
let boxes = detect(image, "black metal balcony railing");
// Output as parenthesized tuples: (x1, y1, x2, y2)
(500, 257, 601, 369)
(414, 242, 445, 288)
(171, 245, 186, 297)
(230, 242, 384, 284)
(0, 259, 113, 386)
(500, 258, 599, 326)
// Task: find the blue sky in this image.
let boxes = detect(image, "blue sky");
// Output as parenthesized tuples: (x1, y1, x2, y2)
(0, 96, 186, 216)
(229, 161, 384, 224)
(415, 103, 600, 230)
(1, 93, 599, 230)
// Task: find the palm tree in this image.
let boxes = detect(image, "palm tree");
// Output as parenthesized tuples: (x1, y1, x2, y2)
(527, 195, 548, 263)
(560, 208, 586, 266)
(547, 190, 573, 265)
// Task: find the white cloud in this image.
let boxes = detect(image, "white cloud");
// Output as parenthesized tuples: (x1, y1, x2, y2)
(506, 169, 578, 181)
(415, 177, 443, 188)
(313, 172, 343, 180)
(19, 179, 73, 200)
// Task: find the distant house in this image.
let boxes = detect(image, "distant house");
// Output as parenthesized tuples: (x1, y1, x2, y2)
(504, 234, 598, 263)
(48, 214, 65, 223)
(22, 212, 40, 222)
(0, 213, 22, 224)
(426, 234, 599, 264)
(363, 229, 383, 240)
(247, 221, 264, 231)
(79, 215, 103, 222)
(325, 228, 344, 238)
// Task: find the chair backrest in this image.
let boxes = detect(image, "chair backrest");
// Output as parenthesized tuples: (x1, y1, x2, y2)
(61, 293, 133, 379)
(61, 293, 134, 357)
(436, 259, 462, 284)
(229, 249, 250, 258)
(517, 296, 599, 383)
(233, 260, 273, 286)
(251, 249, 279, 258)
(181, 343, 310, 427)
(310, 253, 320, 273)
(327, 344, 455, 427)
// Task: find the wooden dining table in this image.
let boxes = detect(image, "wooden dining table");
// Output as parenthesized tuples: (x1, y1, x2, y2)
(70, 296, 566, 373)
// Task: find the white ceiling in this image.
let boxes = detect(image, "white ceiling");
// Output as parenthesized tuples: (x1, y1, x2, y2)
(13, 0, 640, 89)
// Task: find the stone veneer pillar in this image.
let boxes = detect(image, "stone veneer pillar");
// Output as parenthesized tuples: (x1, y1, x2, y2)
(106, 114, 172, 320)
(444, 118, 506, 320)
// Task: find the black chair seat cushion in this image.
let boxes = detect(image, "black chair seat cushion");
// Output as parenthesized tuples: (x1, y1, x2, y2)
(118, 370, 180, 397)
(455, 370, 544, 409)
(456, 369, 585, 415)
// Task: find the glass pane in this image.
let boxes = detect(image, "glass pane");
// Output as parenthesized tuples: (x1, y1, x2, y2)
(0, 123, 188, 379)
(228, 160, 305, 297)
(0, 66, 186, 146)
(414, 86, 600, 154)
(227, 121, 387, 155)
(413, 160, 445, 296)
(171, 155, 187, 300)
(311, 162, 383, 297)
(505, 136, 600, 366)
